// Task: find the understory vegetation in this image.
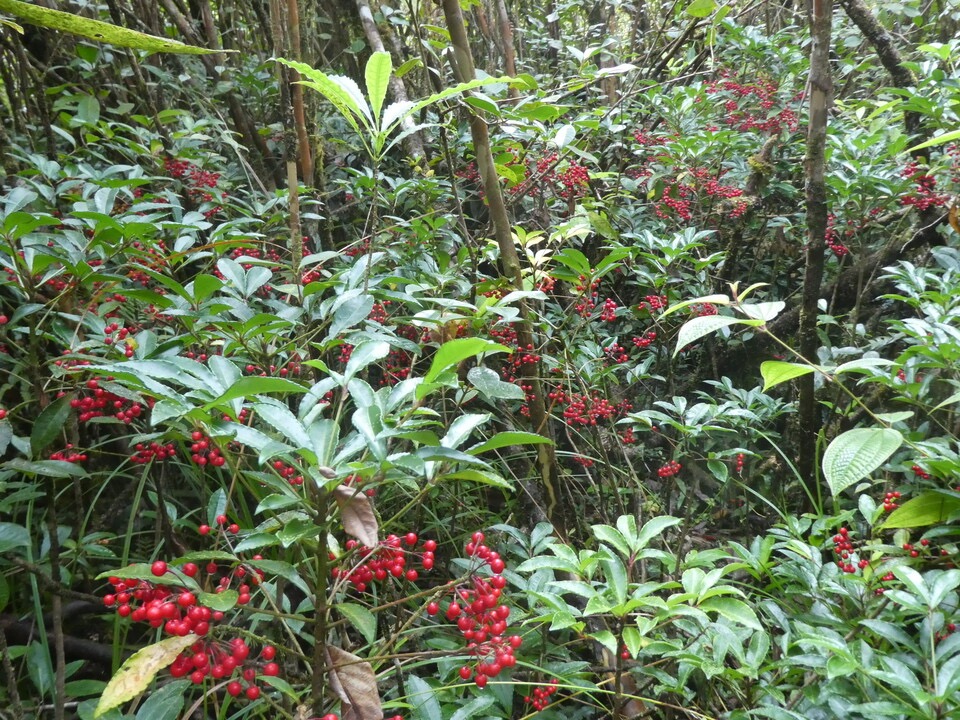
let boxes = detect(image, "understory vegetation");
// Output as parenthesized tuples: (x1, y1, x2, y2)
(1, 0, 960, 718)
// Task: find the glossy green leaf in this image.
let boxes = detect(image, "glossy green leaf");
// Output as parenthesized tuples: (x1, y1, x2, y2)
(686, 0, 717, 16)
(881, 491, 960, 529)
(466, 366, 525, 400)
(30, 395, 72, 454)
(760, 361, 816, 391)
(699, 596, 762, 630)
(674, 316, 759, 356)
(424, 338, 511, 383)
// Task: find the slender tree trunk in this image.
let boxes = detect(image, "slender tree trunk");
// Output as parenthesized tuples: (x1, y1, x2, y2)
(797, 0, 832, 492)
(440, 0, 561, 531)
(355, 0, 425, 159)
(270, 0, 305, 278)
(494, 0, 519, 99)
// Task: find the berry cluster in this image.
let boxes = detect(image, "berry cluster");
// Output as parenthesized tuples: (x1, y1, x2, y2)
(639, 294, 668, 313)
(912, 464, 931, 480)
(131, 441, 177, 464)
(831, 527, 867, 574)
(332, 534, 435, 592)
(548, 387, 632, 427)
(50, 445, 88, 463)
(704, 70, 799, 134)
(426, 532, 521, 688)
(169, 638, 275, 701)
(734, 453, 745, 474)
(900, 160, 950, 212)
(632, 330, 657, 349)
(65, 378, 152, 424)
(189, 430, 225, 467)
(657, 460, 681, 478)
(599, 298, 617, 322)
(882, 490, 901, 512)
(524, 678, 560, 711)
(103, 322, 135, 357)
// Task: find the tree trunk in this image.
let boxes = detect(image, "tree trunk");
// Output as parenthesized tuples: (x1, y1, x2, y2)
(796, 0, 832, 491)
(440, 0, 561, 532)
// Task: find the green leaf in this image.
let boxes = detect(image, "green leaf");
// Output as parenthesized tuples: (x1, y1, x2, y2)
(599, 552, 628, 606)
(31, 396, 72, 455)
(823, 428, 903, 496)
(206, 376, 307, 407)
(699, 596, 762, 630)
(344, 340, 391, 382)
(906, 129, 960, 153)
(760, 360, 816, 391)
(276, 58, 370, 143)
(881, 491, 960, 529)
(636, 515, 681, 551)
(196, 590, 238, 612)
(134, 679, 189, 720)
(255, 400, 312, 449)
(424, 338, 511, 383)
(591, 524, 631, 559)
(328, 292, 374, 340)
(365, 51, 392, 123)
(338, 602, 377, 645)
(4, 458, 87, 478)
(686, 0, 717, 16)
(0, 0, 220, 54)
(94, 635, 196, 717)
(674, 316, 759, 356)
(407, 674, 442, 720)
(466, 366, 525, 400)
(660, 294, 730, 319)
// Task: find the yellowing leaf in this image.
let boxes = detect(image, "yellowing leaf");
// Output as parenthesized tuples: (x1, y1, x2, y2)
(94, 634, 196, 717)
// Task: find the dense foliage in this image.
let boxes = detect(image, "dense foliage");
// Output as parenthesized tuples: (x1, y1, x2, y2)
(1, 0, 960, 719)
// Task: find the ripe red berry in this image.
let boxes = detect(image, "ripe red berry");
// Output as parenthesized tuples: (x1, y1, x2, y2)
(198, 524, 211, 536)
(177, 592, 196, 608)
(261, 645, 276, 660)
(151, 560, 168, 577)
(245, 685, 261, 700)
(216, 514, 228, 525)
(426, 602, 439, 616)
(459, 665, 473, 680)
(0, 409, 6, 420)
(263, 662, 280, 676)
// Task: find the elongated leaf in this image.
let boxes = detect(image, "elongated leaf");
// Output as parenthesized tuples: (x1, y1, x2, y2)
(467, 431, 553, 455)
(344, 341, 390, 382)
(906, 129, 960, 153)
(823, 427, 903, 496)
(686, 0, 717, 16)
(0, 0, 219, 54)
(466, 366, 525, 400)
(441, 413, 490, 449)
(760, 361, 816, 391)
(206, 377, 307, 407)
(407, 674, 442, 720)
(31, 395, 71, 455)
(338, 602, 377, 645)
(699, 597, 762, 630)
(674, 316, 759, 356)
(254, 400, 311, 449)
(365, 51, 392, 123)
(276, 58, 369, 141)
(636, 515, 681, 551)
(94, 635, 196, 717)
(660, 294, 730, 318)
(134, 679, 189, 720)
(425, 338, 511, 383)
(881, 491, 960, 529)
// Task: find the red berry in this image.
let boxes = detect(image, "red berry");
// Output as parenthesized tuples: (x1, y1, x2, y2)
(261, 645, 276, 660)
(474, 674, 487, 688)
(459, 665, 473, 680)
(263, 662, 279, 676)
(426, 602, 439, 616)
(198, 524, 211, 536)
(0, 409, 6, 420)
(177, 592, 196, 607)
(404, 532, 418, 546)
(245, 685, 261, 700)
(151, 560, 168, 577)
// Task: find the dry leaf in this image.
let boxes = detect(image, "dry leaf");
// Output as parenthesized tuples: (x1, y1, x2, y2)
(333, 484, 378, 547)
(94, 634, 196, 717)
(325, 646, 382, 720)
(949, 204, 959, 235)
